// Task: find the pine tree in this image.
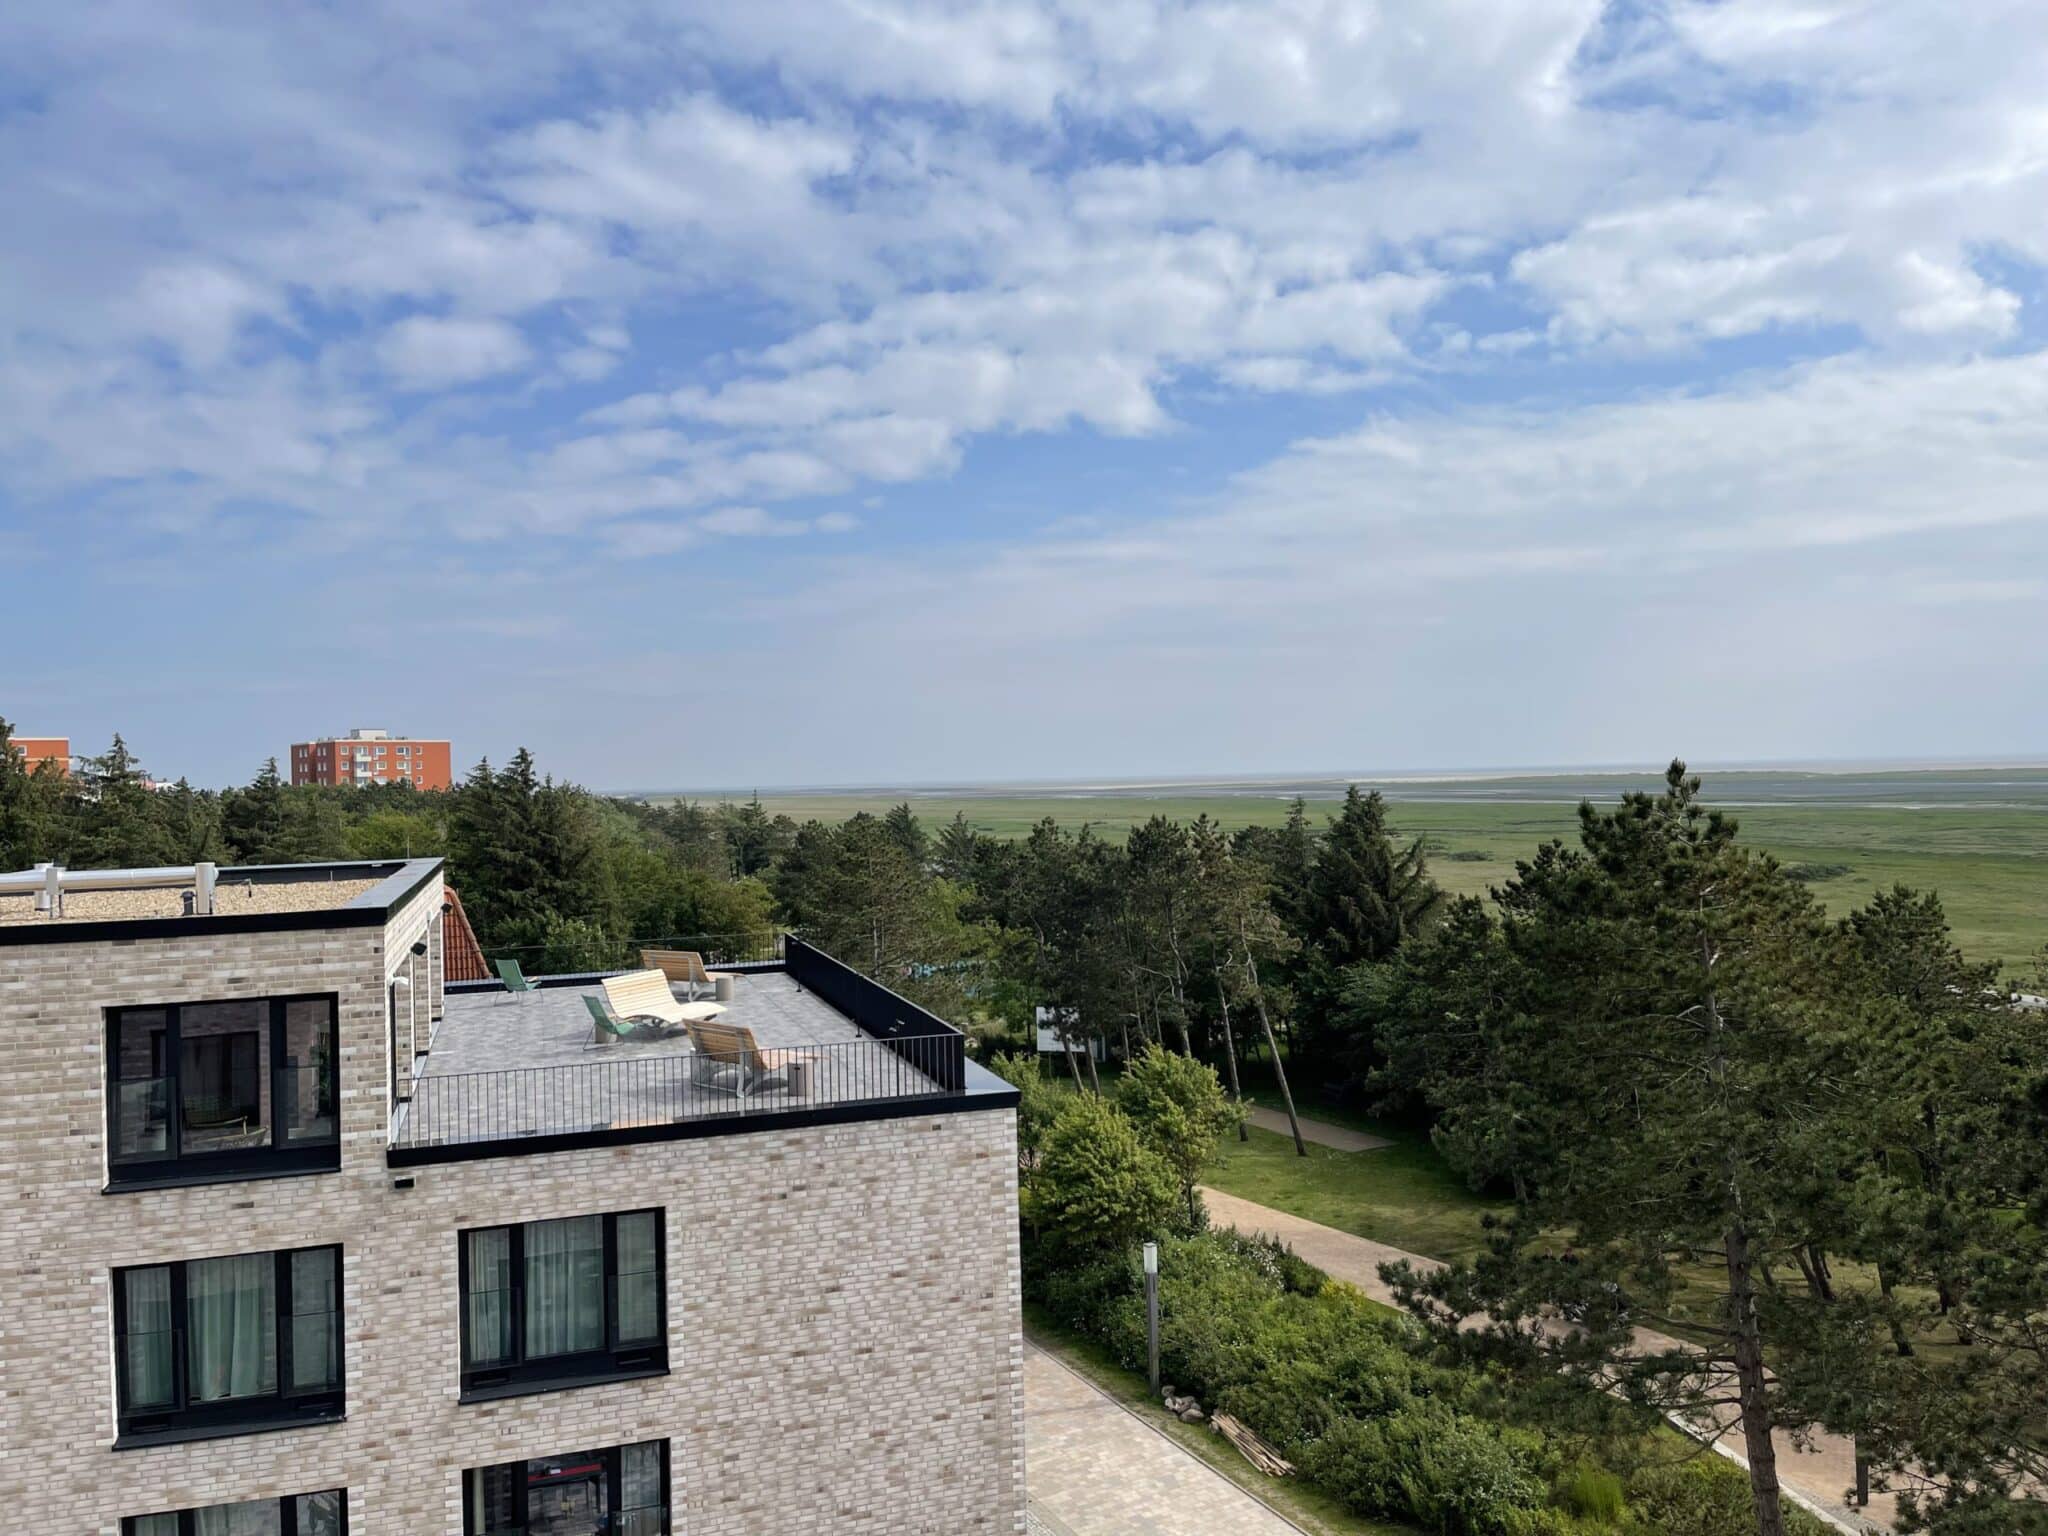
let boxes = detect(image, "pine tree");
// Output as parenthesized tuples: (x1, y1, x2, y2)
(157, 778, 226, 863)
(934, 811, 982, 884)
(721, 795, 783, 877)
(447, 756, 509, 934)
(1384, 764, 1882, 1536)
(67, 734, 177, 868)
(882, 802, 929, 869)
(221, 758, 289, 862)
(1827, 895, 2048, 1529)
(1304, 786, 1442, 967)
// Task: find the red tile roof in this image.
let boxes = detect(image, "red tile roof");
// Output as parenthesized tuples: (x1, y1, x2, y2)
(441, 885, 491, 983)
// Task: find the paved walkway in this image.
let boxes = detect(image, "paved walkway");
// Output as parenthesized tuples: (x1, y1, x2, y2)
(1024, 1343, 1306, 1536)
(1246, 1105, 1391, 1151)
(1201, 1188, 1890, 1534)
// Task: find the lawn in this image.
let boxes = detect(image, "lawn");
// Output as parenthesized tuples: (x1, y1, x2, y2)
(1205, 1119, 1504, 1266)
(1209, 1086, 1972, 1363)
(1024, 1306, 1421, 1536)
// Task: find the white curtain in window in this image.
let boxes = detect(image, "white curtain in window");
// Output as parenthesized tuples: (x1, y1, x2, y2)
(129, 1515, 179, 1536)
(524, 1216, 604, 1357)
(187, 1254, 277, 1401)
(123, 1266, 175, 1408)
(192, 1498, 281, 1536)
(615, 1213, 661, 1345)
(294, 1491, 345, 1536)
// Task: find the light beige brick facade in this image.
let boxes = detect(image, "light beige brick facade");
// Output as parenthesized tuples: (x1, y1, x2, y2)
(0, 867, 1026, 1534)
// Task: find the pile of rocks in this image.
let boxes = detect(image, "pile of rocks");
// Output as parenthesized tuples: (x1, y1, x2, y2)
(1159, 1385, 1207, 1424)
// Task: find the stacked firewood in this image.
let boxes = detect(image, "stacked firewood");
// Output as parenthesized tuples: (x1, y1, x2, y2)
(1210, 1412, 1296, 1478)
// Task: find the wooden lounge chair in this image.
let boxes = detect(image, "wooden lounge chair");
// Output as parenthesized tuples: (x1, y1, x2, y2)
(583, 993, 681, 1044)
(686, 1019, 814, 1101)
(602, 969, 727, 1030)
(638, 949, 738, 1001)
(494, 958, 540, 1005)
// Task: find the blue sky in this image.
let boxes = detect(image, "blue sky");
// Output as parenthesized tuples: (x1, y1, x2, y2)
(4, 1, 2047, 791)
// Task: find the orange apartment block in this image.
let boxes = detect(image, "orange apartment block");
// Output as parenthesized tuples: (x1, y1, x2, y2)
(8, 736, 70, 776)
(290, 728, 452, 790)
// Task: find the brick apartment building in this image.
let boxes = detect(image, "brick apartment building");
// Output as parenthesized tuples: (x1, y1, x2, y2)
(9, 734, 72, 775)
(0, 857, 1025, 1534)
(291, 729, 453, 790)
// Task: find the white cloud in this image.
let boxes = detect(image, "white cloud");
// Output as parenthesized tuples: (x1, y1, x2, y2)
(6, 0, 2048, 787)
(376, 316, 533, 390)
(129, 263, 279, 366)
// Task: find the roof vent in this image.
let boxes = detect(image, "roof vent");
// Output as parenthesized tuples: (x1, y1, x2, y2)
(37, 863, 62, 917)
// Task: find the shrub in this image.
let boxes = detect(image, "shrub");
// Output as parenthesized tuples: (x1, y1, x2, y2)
(1027, 1094, 1177, 1260)
(1621, 1459, 1832, 1536)
(1784, 861, 1853, 883)
(1304, 1404, 1547, 1536)
(1559, 1465, 1625, 1524)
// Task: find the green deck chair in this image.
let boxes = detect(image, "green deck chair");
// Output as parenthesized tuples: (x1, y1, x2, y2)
(493, 958, 540, 1004)
(582, 993, 676, 1043)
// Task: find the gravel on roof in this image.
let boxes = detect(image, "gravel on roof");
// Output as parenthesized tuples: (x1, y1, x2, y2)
(0, 877, 380, 927)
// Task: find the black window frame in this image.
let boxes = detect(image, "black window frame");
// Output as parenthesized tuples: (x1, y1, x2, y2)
(112, 1243, 346, 1446)
(123, 1489, 348, 1536)
(463, 1440, 669, 1535)
(105, 992, 342, 1188)
(457, 1208, 667, 1400)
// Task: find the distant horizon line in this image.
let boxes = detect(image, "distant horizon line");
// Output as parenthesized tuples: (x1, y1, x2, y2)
(610, 754, 2048, 800)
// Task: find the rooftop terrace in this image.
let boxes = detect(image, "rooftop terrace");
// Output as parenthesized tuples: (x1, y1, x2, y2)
(390, 937, 1007, 1163)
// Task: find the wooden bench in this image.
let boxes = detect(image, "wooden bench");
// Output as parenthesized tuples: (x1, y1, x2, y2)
(687, 1019, 815, 1100)
(639, 949, 738, 1001)
(602, 969, 727, 1029)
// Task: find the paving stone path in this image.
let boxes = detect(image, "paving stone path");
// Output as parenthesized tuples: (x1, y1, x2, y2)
(1024, 1342, 1307, 1535)
(1244, 1105, 1392, 1151)
(1201, 1187, 1889, 1534)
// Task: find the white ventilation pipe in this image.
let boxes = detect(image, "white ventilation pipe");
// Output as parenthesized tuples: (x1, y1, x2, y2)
(0, 863, 215, 900)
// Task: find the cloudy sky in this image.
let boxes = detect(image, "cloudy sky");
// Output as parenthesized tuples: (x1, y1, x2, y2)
(4, 2, 2046, 790)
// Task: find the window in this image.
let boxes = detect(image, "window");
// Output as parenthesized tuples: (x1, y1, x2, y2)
(107, 995, 339, 1186)
(459, 1210, 665, 1398)
(465, 1441, 667, 1536)
(113, 1245, 343, 1443)
(125, 1489, 345, 1535)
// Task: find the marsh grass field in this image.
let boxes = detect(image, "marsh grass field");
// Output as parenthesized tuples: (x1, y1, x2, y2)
(647, 766, 2048, 971)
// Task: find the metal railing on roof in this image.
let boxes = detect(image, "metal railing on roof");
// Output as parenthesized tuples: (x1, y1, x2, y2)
(389, 1031, 964, 1152)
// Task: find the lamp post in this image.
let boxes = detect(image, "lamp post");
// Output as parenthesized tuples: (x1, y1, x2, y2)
(1143, 1241, 1160, 1394)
